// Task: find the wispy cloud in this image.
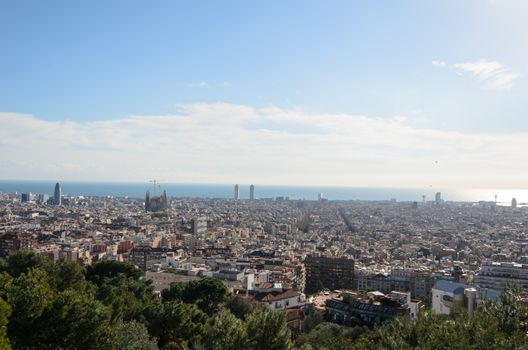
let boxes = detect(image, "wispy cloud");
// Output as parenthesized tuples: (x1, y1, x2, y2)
(188, 81, 211, 88)
(187, 81, 231, 89)
(432, 60, 447, 68)
(0, 104, 527, 188)
(454, 59, 519, 91)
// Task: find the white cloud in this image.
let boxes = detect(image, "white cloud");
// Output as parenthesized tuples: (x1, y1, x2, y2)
(187, 81, 231, 89)
(1, 104, 527, 188)
(188, 81, 211, 88)
(432, 60, 447, 68)
(454, 59, 519, 91)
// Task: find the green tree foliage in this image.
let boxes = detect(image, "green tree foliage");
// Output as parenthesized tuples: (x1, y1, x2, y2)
(86, 260, 142, 284)
(2, 250, 52, 278)
(147, 302, 208, 349)
(0, 298, 11, 350)
(33, 290, 116, 349)
(52, 259, 91, 291)
(246, 308, 292, 350)
(204, 309, 248, 350)
(224, 294, 254, 320)
(5, 266, 115, 349)
(6, 268, 55, 345)
(96, 274, 156, 322)
(302, 311, 323, 333)
(296, 322, 359, 350)
(117, 320, 158, 350)
(162, 278, 228, 315)
(0, 253, 148, 349)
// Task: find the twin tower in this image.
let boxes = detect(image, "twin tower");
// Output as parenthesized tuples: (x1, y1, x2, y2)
(234, 184, 255, 200)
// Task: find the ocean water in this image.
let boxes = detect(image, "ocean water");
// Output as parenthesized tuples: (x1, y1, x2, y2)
(0, 180, 527, 203)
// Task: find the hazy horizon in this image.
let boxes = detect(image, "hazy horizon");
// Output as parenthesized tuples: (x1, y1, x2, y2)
(1, 179, 528, 204)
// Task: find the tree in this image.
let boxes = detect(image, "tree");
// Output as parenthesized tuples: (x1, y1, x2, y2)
(117, 320, 158, 350)
(224, 294, 253, 320)
(52, 259, 91, 292)
(296, 322, 353, 349)
(33, 290, 116, 350)
(85, 260, 142, 285)
(2, 250, 52, 278)
(147, 302, 207, 349)
(162, 278, 228, 315)
(246, 308, 291, 350)
(0, 298, 11, 350)
(96, 274, 156, 322)
(5, 267, 116, 349)
(204, 310, 248, 350)
(6, 268, 54, 347)
(302, 311, 323, 333)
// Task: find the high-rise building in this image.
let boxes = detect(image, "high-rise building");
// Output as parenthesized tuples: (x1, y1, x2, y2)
(512, 198, 517, 208)
(234, 184, 240, 200)
(21, 192, 32, 203)
(435, 192, 442, 204)
(318, 192, 324, 201)
(304, 255, 354, 294)
(249, 184, 255, 200)
(54, 182, 61, 205)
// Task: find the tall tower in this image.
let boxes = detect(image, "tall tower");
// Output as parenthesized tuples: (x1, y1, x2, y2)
(145, 191, 150, 211)
(249, 184, 255, 200)
(435, 192, 442, 204)
(512, 198, 517, 208)
(234, 184, 240, 200)
(54, 182, 61, 206)
(161, 190, 168, 209)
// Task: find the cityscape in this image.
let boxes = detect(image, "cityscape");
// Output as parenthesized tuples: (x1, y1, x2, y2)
(1, 181, 528, 347)
(2, 1, 528, 349)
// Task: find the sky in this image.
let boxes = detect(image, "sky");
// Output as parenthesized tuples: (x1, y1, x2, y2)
(1, 0, 527, 188)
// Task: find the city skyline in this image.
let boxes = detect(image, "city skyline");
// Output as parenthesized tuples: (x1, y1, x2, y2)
(1, 1, 527, 188)
(2, 2, 528, 348)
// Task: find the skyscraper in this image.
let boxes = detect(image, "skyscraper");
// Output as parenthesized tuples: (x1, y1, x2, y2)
(234, 184, 240, 200)
(21, 193, 32, 203)
(435, 192, 442, 204)
(54, 182, 61, 206)
(249, 184, 255, 200)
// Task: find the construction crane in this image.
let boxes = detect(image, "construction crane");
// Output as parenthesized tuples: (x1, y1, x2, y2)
(149, 179, 165, 195)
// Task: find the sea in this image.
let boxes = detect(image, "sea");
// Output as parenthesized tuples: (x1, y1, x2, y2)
(0, 180, 527, 204)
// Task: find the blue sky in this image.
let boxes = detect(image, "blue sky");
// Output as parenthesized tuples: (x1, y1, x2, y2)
(1, 1, 527, 187)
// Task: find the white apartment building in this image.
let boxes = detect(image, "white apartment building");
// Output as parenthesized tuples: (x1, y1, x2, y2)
(474, 261, 528, 291)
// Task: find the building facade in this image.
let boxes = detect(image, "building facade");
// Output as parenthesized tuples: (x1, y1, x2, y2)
(431, 280, 477, 315)
(304, 255, 354, 294)
(249, 184, 255, 200)
(234, 184, 240, 200)
(54, 182, 61, 205)
(474, 261, 528, 291)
